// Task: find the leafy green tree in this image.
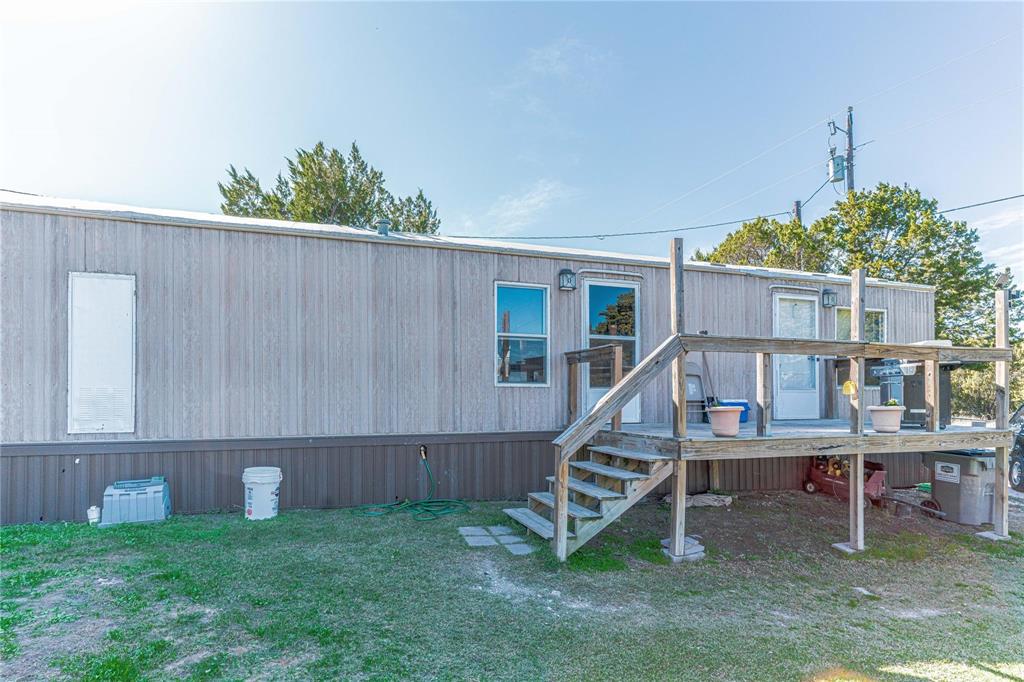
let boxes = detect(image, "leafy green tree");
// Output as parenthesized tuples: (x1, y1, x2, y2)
(696, 183, 1020, 345)
(812, 183, 1017, 344)
(951, 341, 1024, 418)
(218, 142, 440, 234)
(693, 216, 828, 272)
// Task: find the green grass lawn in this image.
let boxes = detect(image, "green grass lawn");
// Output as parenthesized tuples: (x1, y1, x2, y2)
(1, 492, 1022, 681)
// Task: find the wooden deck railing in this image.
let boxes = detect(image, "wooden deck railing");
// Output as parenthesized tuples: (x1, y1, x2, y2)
(551, 334, 685, 559)
(564, 344, 624, 429)
(548, 237, 1012, 560)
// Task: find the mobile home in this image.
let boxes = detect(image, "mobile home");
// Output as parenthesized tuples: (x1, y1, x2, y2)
(1, 191, 939, 524)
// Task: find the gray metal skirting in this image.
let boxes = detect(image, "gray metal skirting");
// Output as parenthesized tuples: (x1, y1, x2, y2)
(0, 433, 928, 525)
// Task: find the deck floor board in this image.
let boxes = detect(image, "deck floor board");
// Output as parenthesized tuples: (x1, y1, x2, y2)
(602, 419, 1013, 460)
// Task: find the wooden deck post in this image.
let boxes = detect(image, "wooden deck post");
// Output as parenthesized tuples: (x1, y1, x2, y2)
(567, 362, 579, 424)
(848, 269, 866, 436)
(756, 352, 772, 437)
(835, 268, 866, 554)
(553, 444, 570, 561)
(666, 238, 699, 561)
(980, 286, 1011, 541)
(924, 359, 940, 432)
(611, 345, 624, 431)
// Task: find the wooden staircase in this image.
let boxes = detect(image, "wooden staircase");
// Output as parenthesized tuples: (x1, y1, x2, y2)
(504, 441, 674, 555)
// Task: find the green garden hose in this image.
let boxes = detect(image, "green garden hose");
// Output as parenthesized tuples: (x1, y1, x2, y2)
(350, 446, 469, 521)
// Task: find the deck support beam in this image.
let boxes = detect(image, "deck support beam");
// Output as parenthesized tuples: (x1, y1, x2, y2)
(835, 269, 866, 554)
(666, 237, 701, 562)
(979, 286, 1011, 541)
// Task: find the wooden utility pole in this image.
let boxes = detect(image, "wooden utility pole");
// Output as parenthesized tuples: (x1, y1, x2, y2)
(845, 107, 855, 193)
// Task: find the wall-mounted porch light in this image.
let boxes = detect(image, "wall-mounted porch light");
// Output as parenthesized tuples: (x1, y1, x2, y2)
(558, 269, 577, 291)
(842, 380, 857, 396)
(821, 288, 838, 308)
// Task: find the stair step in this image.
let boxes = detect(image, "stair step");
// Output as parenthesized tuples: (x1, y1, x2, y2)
(503, 507, 574, 540)
(545, 476, 625, 500)
(571, 460, 649, 481)
(588, 445, 672, 463)
(528, 492, 603, 519)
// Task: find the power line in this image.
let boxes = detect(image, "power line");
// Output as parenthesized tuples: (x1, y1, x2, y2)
(452, 212, 790, 241)
(802, 178, 831, 208)
(938, 194, 1024, 215)
(450, 192, 1024, 242)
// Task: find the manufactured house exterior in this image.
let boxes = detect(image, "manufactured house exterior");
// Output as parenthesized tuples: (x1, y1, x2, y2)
(1, 192, 936, 523)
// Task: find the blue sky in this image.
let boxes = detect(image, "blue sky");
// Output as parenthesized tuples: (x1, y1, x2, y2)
(2, 2, 1021, 277)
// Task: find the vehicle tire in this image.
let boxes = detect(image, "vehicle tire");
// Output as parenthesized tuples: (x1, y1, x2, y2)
(921, 499, 941, 518)
(803, 480, 818, 494)
(1011, 456, 1024, 493)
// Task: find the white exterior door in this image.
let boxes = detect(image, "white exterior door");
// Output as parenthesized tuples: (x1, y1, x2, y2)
(773, 294, 819, 420)
(583, 281, 641, 423)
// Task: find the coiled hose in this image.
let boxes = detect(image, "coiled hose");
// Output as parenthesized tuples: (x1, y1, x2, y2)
(350, 446, 469, 521)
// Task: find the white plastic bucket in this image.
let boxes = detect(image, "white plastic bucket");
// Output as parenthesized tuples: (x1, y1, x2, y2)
(87, 505, 101, 526)
(243, 467, 282, 520)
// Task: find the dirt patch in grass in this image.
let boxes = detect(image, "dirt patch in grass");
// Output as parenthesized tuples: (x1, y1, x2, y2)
(3, 575, 119, 681)
(1, 494, 1021, 680)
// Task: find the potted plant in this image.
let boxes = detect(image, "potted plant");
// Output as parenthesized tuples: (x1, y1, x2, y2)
(707, 400, 744, 437)
(867, 399, 905, 433)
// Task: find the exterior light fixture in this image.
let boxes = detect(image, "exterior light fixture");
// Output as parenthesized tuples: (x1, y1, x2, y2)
(842, 380, 857, 396)
(821, 288, 838, 308)
(558, 269, 577, 291)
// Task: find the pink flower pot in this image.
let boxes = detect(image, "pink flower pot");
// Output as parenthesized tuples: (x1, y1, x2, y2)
(707, 406, 744, 437)
(867, 406, 905, 433)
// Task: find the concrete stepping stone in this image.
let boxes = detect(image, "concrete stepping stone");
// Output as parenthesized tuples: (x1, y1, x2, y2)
(486, 525, 514, 535)
(458, 526, 489, 536)
(495, 535, 523, 545)
(505, 543, 535, 555)
(464, 535, 498, 547)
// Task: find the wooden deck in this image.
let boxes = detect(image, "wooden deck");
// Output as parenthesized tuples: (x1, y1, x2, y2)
(598, 420, 1014, 461)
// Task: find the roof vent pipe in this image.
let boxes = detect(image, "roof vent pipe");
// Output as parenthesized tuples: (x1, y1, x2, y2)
(376, 218, 391, 236)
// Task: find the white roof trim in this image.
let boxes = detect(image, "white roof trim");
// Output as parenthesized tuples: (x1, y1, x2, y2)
(0, 191, 935, 292)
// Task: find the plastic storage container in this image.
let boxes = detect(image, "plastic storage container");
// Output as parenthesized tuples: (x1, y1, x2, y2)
(98, 477, 171, 528)
(718, 399, 750, 423)
(921, 450, 994, 525)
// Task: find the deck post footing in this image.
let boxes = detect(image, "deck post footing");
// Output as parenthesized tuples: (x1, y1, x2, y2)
(661, 536, 705, 562)
(831, 542, 863, 555)
(975, 531, 1010, 542)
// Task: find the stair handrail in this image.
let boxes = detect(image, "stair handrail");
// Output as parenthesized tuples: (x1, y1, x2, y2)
(553, 333, 684, 461)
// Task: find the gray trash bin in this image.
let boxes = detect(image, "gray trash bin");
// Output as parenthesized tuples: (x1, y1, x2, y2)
(920, 450, 994, 525)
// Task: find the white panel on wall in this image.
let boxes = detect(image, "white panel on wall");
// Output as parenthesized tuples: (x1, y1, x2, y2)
(68, 272, 135, 433)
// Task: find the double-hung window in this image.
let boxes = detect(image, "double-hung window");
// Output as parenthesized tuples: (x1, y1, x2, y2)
(495, 283, 549, 386)
(835, 307, 886, 343)
(834, 306, 887, 388)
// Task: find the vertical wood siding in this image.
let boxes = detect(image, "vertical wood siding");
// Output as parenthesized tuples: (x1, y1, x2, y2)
(2, 209, 935, 444)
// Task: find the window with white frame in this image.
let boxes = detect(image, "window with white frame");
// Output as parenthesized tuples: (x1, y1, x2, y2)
(835, 307, 886, 343)
(495, 283, 549, 385)
(68, 272, 136, 433)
